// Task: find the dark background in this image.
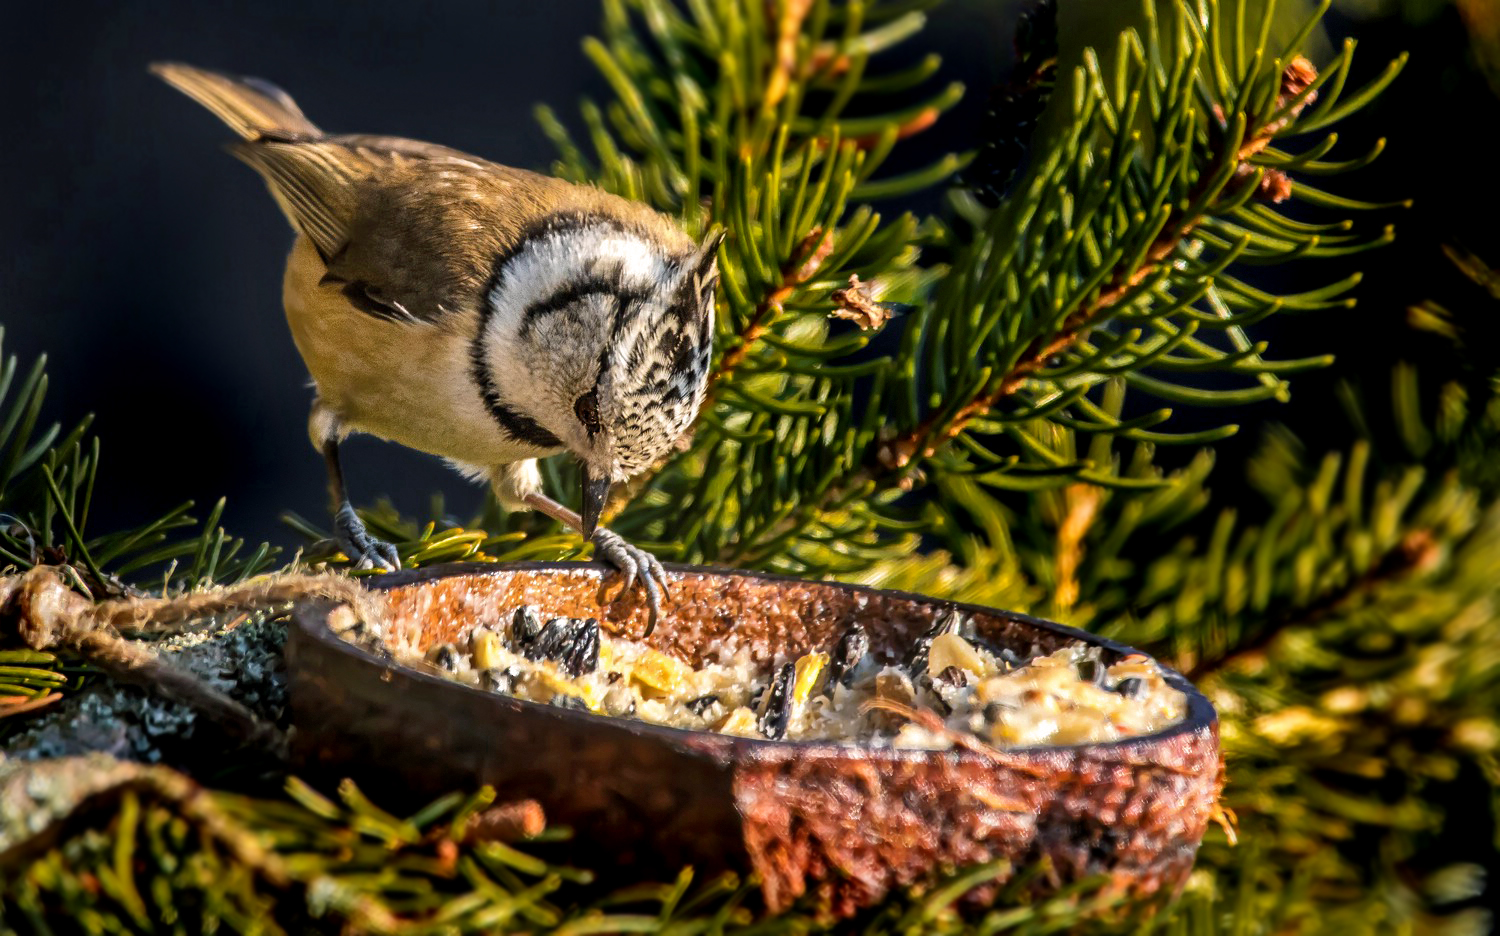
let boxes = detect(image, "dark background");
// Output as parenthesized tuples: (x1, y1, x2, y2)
(1, 0, 1496, 552)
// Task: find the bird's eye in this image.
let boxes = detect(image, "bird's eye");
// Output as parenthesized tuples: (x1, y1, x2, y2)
(575, 389, 602, 436)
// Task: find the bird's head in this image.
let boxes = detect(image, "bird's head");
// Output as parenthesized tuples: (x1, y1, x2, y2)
(475, 217, 722, 535)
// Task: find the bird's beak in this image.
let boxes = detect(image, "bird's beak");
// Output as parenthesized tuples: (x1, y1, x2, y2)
(579, 471, 611, 539)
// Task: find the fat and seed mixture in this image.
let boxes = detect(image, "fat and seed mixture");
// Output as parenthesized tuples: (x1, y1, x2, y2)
(368, 606, 1188, 750)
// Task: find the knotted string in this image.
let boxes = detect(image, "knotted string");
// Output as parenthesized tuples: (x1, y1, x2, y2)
(1, 566, 384, 754)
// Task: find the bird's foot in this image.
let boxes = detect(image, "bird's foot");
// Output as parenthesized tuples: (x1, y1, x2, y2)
(591, 528, 667, 636)
(334, 502, 401, 571)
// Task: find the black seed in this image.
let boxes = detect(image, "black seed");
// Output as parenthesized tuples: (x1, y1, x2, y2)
(983, 702, 1009, 722)
(549, 694, 591, 711)
(426, 643, 460, 671)
(1077, 659, 1102, 684)
(511, 607, 543, 644)
(826, 623, 870, 689)
(934, 665, 967, 688)
(686, 694, 720, 715)
(517, 616, 601, 677)
(605, 671, 623, 684)
(1115, 677, 1145, 699)
(757, 662, 795, 740)
(905, 612, 965, 684)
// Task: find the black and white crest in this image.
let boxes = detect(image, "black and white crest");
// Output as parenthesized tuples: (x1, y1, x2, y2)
(472, 215, 720, 480)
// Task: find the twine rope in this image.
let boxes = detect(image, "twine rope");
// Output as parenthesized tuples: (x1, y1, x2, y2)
(1, 566, 383, 753)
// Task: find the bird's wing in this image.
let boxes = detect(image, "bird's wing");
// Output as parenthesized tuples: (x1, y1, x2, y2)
(231, 135, 582, 325)
(154, 63, 624, 325)
(228, 139, 365, 264)
(152, 62, 323, 141)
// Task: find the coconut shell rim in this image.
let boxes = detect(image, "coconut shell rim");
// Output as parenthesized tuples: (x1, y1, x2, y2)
(302, 559, 1217, 761)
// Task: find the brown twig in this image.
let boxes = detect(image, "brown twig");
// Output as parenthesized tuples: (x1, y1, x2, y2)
(0, 755, 293, 887)
(848, 108, 944, 149)
(1053, 483, 1102, 614)
(705, 226, 834, 407)
(0, 691, 63, 718)
(875, 56, 1321, 476)
(764, 0, 815, 110)
(725, 59, 1322, 564)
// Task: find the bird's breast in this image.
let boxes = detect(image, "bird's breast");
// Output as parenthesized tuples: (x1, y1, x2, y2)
(280, 236, 542, 466)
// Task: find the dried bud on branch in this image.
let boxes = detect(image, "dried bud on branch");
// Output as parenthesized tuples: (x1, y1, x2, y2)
(1257, 169, 1294, 203)
(829, 275, 892, 330)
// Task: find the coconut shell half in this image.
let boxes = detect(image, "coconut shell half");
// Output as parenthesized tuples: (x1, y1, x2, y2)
(286, 562, 1220, 917)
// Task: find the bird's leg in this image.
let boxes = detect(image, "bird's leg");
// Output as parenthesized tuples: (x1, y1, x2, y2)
(322, 438, 401, 572)
(521, 491, 668, 635)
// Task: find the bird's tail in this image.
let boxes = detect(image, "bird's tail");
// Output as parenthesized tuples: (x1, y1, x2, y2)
(150, 62, 322, 141)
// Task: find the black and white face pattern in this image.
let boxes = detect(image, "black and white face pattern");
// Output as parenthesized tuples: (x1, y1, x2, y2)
(473, 216, 718, 482)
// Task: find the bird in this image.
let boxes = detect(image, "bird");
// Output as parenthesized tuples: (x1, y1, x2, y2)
(151, 62, 722, 630)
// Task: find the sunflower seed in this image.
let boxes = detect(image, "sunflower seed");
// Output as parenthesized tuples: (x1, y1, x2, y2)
(516, 617, 600, 678)
(826, 623, 871, 689)
(757, 662, 795, 740)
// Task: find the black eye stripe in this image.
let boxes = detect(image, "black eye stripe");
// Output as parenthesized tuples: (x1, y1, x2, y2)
(487, 402, 563, 449)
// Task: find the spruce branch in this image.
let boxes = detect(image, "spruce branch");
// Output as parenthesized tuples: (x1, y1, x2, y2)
(888, 24, 1391, 473)
(11, 3, 1489, 930)
(856, 367, 1500, 931)
(3, 756, 1147, 935)
(536, 0, 968, 568)
(1181, 525, 1440, 683)
(686, 0, 1406, 572)
(856, 228, 1500, 919)
(879, 54, 1315, 474)
(708, 224, 834, 396)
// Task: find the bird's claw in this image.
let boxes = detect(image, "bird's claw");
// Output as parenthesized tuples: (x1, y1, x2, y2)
(334, 502, 401, 572)
(592, 529, 667, 636)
